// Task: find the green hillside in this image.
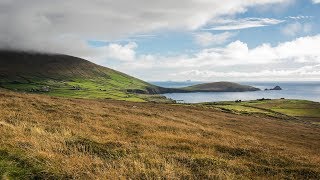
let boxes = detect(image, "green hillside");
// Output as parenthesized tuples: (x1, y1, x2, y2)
(0, 51, 261, 102)
(0, 50, 166, 102)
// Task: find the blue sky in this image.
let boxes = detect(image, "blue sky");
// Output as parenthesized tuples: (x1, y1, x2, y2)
(91, 0, 319, 54)
(1, 0, 320, 81)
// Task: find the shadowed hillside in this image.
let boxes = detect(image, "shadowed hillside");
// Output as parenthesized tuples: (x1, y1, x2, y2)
(0, 51, 113, 80)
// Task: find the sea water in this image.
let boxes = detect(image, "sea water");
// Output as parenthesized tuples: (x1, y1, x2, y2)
(150, 81, 320, 103)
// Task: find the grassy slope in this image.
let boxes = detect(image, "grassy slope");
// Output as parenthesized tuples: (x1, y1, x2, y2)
(0, 51, 262, 102)
(182, 82, 260, 92)
(204, 99, 320, 125)
(0, 89, 319, 179)
(0, 51, 166, 102)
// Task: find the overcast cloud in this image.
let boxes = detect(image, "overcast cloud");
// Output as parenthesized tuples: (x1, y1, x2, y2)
(0, 0, 290, 54)
(1, 0, 319, 81)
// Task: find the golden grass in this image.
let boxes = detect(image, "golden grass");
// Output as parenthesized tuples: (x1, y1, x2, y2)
(0, 89, 319, 179)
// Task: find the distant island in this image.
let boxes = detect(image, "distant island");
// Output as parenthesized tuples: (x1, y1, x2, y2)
(179, 82, 260, 92)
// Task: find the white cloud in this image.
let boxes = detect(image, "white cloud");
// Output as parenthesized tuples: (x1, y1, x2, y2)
(286, 15, 313, 20)
(312, 0, 320, 4)
(172, 65, 320, 80)
(106, 35, 320, 81)
(281, 22, 313, 36)
(206, 18, 284, 30)
(0, 0, 290, 55)
(104, 42, 137, 62)
(194, 32, 236, 47)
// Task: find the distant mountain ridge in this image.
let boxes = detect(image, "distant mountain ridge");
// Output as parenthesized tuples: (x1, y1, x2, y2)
(0, 50, 259, 101)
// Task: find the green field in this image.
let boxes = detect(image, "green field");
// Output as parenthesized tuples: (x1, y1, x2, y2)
(203, 99, 320, 125)
(1, 78, 155, 102)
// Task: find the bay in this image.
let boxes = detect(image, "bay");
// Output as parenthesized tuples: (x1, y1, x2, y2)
(150, 81, 320, 103)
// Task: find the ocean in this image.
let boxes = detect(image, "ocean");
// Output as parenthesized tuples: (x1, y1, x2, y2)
(150, 81, 320, 103)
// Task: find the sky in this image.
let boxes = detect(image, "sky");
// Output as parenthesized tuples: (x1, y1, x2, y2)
(1, 0, 320, 81)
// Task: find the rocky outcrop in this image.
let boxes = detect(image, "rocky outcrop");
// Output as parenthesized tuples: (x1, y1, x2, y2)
(271, 86, 282, 90)
(265, 86, 282, 91)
